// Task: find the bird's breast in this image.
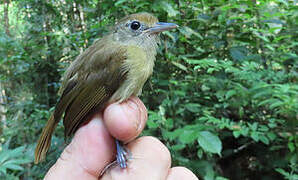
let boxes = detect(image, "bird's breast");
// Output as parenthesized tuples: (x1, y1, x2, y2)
(110, 45, 155, 103)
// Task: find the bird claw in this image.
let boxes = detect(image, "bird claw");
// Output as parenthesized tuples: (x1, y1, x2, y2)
(99, 140, 132, 177)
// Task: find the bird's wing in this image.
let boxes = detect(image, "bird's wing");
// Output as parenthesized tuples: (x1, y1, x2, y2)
(59, 37, 109, 95)
(53, 43, 127, 137)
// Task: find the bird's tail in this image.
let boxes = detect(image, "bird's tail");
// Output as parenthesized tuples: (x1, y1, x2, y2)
(34, 114, 58, 164)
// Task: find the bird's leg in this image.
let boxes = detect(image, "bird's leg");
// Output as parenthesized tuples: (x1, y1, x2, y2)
(115, 139, 131, 168)
(99, 139, 132, 177)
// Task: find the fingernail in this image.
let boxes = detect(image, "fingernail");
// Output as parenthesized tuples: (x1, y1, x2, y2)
(127, 97, 138, 111)
(127, 98, 141, 131)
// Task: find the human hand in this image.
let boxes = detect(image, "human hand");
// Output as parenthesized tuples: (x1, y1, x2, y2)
(44, 96, 198, 180)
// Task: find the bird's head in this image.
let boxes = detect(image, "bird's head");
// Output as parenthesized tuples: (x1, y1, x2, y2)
(113, 12, 177, 50)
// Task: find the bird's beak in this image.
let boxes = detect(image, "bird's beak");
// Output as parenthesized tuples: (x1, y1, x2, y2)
(146, 22, 178, 34)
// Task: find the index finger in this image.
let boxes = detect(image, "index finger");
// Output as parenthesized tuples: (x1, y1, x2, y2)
(103, 96, 148, 143)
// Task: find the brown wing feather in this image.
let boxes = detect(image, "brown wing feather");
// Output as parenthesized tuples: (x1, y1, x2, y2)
(62, 72, 122, 136)
(62, 46, 127, 137)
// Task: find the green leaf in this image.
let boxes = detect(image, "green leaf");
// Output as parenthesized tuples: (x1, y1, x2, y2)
(288, 142, 295, 152)
(179, 26, 203, 39)
(267, 132, 277, 141)
(269, 100, 283, 109)
(115, 0, 128, 6)
(259, 125, 269, 132)
(147, 119, 158, 129)
(171, 144, 186, 151)
(275, 168, 290, 177)
(240, 127, 249, 136)
(197, 131, 222, 155)
(253, 31, 270, 42)
(230, 47, 246, 61)
(207, 68, 216, 74)
(171, 61, 188, 72)
(233, 131, 241, 138)
(226, 90, 236, 99)
(147, 111, 161, 129)
(250, 122, 258, 131)
(185, 103, 200, 113)
(2, 163, 24, 171)
(160, 2, 179, 17)
(163, 129, 183, 141)
(260, 135, 269, 145)
(197, 149, 203, 158)
(182, 57, 201, 65)
(251, 131, 259, 142)
(179, 130, 198, 144)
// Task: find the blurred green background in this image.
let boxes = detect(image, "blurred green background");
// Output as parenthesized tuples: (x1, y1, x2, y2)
(0, 0, 297, 179)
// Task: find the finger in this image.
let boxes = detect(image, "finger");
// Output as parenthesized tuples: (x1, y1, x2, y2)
(103, 96, 147, 142)
(102, 136, 171, 179)
(45, 113, 114, 179)
(167, 167, 198, 180)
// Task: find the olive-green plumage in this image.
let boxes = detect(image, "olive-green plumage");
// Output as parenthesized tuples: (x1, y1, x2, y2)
(34, 12, 177, 164)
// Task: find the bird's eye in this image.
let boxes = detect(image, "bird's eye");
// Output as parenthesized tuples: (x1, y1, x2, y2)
(130, 21, 141, 30)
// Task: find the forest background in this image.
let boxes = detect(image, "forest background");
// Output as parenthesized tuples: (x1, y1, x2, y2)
(0, 0, 297, 179)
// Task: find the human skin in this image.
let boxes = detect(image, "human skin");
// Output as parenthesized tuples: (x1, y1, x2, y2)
(44, 96, 198, 180)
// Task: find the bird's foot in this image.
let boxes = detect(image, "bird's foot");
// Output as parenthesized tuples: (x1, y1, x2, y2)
(99, 140, 132, 177)
(115, 139, 132, 168)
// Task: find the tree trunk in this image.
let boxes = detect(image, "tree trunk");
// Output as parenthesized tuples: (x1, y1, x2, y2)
(0, 83, 7, 135)
(78, 2, 88, 48)
(4, 0, 11, 36)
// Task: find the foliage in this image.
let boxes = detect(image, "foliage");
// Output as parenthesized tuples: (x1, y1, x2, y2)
(0, 0, 297, 179)
(0, 140, 31, 179)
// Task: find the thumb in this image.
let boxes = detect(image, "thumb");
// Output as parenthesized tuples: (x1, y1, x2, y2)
(45, 113, 115, 179)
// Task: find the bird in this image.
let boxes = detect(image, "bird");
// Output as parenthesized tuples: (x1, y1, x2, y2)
(34, 12, 178, 169)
